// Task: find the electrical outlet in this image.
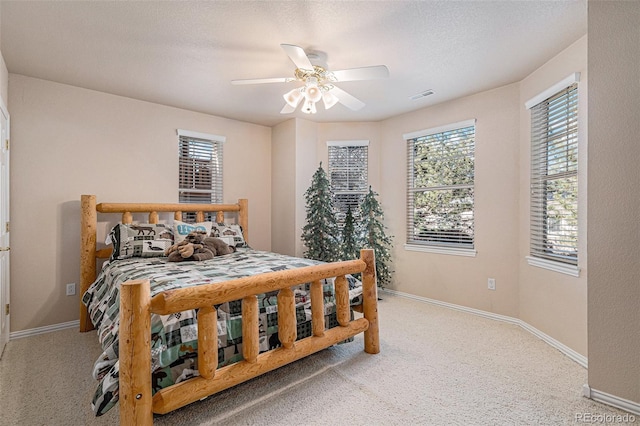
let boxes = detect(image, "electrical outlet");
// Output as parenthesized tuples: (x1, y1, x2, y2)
(66, 283, 76, 296)
(488, 278, 496, 290)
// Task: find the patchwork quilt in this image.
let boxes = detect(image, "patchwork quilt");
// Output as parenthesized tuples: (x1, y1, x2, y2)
(82, 249, 363, 416)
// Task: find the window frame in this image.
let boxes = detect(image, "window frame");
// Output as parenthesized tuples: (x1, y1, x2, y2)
(525, 73, 580, 276)
(327, 140, 369, 225)
(404, 119, 476, 257)
(177, 129, 225, 222)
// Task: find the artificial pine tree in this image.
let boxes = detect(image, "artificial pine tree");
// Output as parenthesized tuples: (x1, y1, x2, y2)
(339, 205, 360, 261)
(360, 186, 393, 288)
(301, 162, 341, 262)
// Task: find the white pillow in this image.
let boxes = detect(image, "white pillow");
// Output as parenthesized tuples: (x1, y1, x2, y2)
(173, 221, 213, 243)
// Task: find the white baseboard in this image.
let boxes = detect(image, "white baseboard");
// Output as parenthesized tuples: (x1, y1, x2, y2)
(9, 320, 79, 340)
(381, 289, 588, 368)
(583, 384, 640, 416)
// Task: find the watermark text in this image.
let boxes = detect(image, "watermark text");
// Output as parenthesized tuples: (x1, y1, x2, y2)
(575, 412, 636, 423)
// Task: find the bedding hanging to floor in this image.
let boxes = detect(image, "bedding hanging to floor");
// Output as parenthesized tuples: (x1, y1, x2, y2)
(82, 248, 364, 416)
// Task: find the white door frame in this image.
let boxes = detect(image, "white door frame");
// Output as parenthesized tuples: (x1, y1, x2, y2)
(0, 95, 10, 358)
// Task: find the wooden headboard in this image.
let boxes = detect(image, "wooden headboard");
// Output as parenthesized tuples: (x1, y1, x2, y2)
(79, 194, 248, 332)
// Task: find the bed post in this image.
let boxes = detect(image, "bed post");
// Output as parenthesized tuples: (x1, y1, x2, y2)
(80, 195, 97, 332)
(119, 279, 153, 426)
(361, 249, 380, 354)
(238, 198, 249, 245)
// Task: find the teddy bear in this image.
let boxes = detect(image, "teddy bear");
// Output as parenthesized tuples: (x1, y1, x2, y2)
(165, 229, 235, 262)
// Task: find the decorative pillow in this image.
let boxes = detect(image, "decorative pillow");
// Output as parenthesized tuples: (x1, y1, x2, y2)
(173, 220, 213, 244)
(107, 223, 174, 260)
(211, 223, 248, 248)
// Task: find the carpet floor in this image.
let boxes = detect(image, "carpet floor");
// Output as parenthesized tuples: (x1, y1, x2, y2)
(0, 293, 635, 425)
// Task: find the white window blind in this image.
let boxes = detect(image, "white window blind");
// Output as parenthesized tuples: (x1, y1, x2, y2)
(529, 83, 578, 265)
(328, 141, 369, 222)
(405, 121, 475, 248)
(178, 130, 224, 221)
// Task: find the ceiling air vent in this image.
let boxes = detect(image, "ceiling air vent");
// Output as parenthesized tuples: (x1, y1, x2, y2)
(409, 89, 434, 100)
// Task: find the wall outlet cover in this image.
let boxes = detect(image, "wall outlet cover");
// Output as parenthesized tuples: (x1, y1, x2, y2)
(488, 278, 496, 290)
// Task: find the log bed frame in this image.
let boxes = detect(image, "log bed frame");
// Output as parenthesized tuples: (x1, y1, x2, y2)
(79, 195, 379, 425)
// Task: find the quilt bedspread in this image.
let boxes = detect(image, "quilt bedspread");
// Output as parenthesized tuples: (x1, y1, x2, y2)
(82, 249, 363, 416)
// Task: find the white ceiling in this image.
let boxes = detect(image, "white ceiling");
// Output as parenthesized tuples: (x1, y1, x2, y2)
(0, 1, 587, 127)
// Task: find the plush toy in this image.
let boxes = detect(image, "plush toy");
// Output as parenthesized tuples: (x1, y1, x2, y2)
(165, 230, 235, 262)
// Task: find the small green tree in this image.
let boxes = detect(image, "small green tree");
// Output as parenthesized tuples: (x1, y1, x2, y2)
(360, 186, 393, 288)
(339, 205, 360, 261)
(301, 163, 340, 262)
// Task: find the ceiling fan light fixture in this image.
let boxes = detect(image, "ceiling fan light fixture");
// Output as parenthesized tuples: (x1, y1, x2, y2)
(283, 88, 303, 108)
(233, 44, 389, 115)
(301, 99, 317, 114)
(321, 90, 338, 110)
(304, 77, 323, 103)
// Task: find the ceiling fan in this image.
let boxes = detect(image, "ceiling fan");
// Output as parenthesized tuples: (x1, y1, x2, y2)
(231, 44, 389, 114)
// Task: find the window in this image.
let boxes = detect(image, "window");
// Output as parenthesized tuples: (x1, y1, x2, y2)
(177, 129, 224, 221)
(405, 120, 475, 254)
(528, 79, 578, 268)
(327, 141, 368, 223)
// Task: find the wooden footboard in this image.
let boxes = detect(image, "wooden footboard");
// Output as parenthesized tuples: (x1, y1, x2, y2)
(79, 195, 379, 425)
(120, 249, 378, 425)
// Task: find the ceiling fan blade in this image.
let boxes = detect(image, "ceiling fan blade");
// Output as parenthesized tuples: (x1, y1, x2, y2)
(231, 77, 294, 85)
(280, 103, 297, 114)
(330, 86, 366, 111)
(331, 65, 389, 82)
(280, 44, 314, 71)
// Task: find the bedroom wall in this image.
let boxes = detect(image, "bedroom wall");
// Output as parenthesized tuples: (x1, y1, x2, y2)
(518, 36, 588, 356)
(8, 74, 272, 332)
(379, 83, 521, 318)
(271, 119, 296, 255)
(270, 118, 319, 258)
(0, 5, 6, 105)
(0, 53, 6, 106)
(294, 118, 319, 258)
(587, 0, 640, 405)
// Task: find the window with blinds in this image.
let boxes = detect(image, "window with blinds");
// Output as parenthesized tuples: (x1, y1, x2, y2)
(178, 130, 224, 221)
(327, 141, 368, 223)
(529, 83, 578, 265)
(405, 121, 475, 249)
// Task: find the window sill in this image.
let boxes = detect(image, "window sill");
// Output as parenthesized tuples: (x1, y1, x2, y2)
(526, 256, 580, 277)
(404, 244, 477, 257)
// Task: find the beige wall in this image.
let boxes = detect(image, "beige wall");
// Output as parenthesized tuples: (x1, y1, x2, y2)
(0, 53, 7, 107)
(294, 118, 319, 257)
(379, 83, 521, 318)
(518, 36, 588, 355)
(270, 118, 319, 258)
(0, 5, 6, 105)
(587, 1, 640, 404)
(8, 74, 271, 332)
(271, 119, 296, 255)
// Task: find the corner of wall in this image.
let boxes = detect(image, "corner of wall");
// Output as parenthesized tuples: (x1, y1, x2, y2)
(0, 51, 8, 108)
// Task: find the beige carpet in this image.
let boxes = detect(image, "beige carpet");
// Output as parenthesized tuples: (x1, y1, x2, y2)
(0, 293, 635, 425)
